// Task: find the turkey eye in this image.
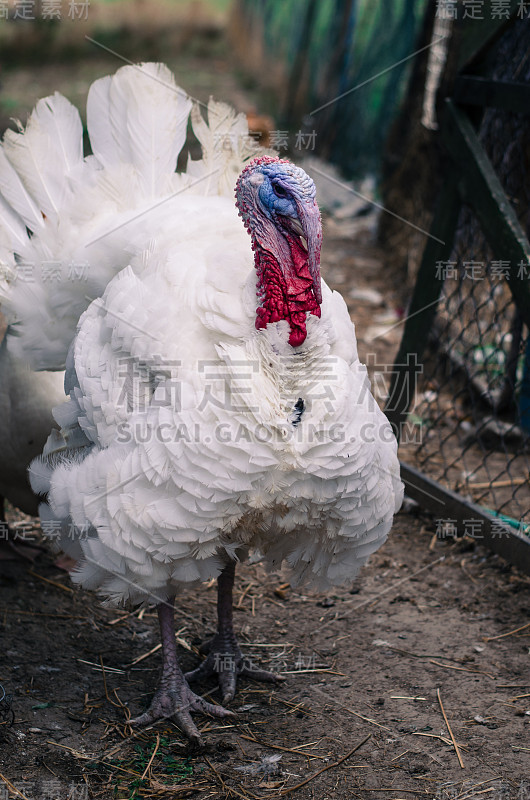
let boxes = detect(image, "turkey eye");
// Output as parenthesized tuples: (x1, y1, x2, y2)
(272, 183, 288, 198)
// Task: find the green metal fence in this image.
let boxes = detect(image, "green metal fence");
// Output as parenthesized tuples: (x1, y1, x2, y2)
(385, 8, 530, 574)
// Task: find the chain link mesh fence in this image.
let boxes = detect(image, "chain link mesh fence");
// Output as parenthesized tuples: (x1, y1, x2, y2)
(398, 18, 530, 534)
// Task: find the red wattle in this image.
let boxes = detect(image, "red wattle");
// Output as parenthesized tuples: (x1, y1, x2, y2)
(254, 237, 321, 347)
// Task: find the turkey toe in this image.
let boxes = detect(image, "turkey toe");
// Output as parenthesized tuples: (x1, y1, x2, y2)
(131, 681, 233, 743)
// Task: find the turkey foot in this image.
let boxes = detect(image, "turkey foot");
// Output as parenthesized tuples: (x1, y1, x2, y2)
(0, 512, 44, 563)
(131, 598, 234, 744)
(186, 562, 283, 704)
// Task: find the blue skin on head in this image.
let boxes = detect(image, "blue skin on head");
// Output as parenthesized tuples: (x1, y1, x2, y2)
(256, 163, 316, 221)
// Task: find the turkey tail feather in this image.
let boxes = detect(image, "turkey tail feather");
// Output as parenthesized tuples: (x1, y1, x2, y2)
(0, 62, 264, 371)
(188, 98, 269, 196)
(87, 63, 192, 198)
(2, 93, 83, 223)
(0, 147, 44, 232)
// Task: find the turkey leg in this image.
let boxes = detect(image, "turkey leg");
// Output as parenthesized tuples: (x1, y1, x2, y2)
(131, 597, 233, 744)
(186, 561, 282, 704)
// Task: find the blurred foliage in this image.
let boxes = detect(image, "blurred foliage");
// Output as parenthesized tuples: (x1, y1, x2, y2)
(232, 0, 428, 177)
(0, 0, 429, 177)
(0, 0, 229, 66)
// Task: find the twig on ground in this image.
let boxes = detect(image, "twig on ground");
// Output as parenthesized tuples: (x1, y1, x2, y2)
(437, 688, 464, 769)
(310, 685, 393, 732)
(279, 734, 372, 796)
(319, 556, 445, 632)
(483, 621, 530, 642)
(239, 733, 327, 760)
(140, 732, 160, 780)
(204, 757, 259, 800)
(429, 660, 495, 678)
(0, 772, 32, 800)
(451, 777, 503, 800)
(27, 570, 74, 594)
(129, 629, 191, 665)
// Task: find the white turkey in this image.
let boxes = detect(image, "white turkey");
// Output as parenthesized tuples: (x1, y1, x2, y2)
(0, 321, 65, 561)
(0, 63, 403, 743)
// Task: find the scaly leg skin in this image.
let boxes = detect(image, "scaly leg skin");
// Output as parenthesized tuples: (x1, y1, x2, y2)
(185, 562, 283, 704)
(131, 598, 234, 745)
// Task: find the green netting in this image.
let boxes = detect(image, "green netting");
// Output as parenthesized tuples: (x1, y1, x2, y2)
(236, 0, 428, 176)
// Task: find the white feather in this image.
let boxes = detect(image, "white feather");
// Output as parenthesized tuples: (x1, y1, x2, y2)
(85, 75, 117, 168)
(88, 63, 192, 197)
(188, 99, 271, 196)
(3, 93, 83, 221)
(1, 62, 402, 609)
(0, 147, 44, 231)
(0, 191, 29, 251)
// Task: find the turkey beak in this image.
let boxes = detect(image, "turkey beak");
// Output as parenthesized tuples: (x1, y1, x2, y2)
(289, 200, 322, 304)
(301, 199, 322, 305)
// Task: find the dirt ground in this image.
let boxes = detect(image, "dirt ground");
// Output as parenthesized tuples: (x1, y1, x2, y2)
(1, 511, 529, 800)
(0, 26, 529, 800)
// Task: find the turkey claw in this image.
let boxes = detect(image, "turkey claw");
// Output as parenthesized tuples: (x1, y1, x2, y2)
(185, 634, 283, 705)
(131, 681, 234, 744)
